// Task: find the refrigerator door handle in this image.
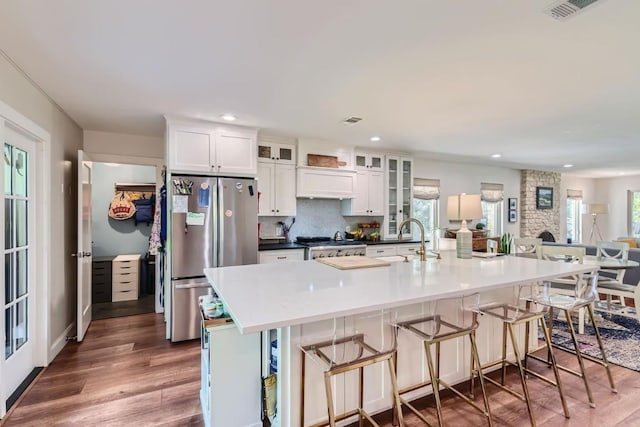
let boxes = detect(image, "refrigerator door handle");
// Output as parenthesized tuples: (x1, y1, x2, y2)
(175, 283, 211, 290)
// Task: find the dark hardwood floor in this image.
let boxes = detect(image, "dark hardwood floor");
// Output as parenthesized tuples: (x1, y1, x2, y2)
(3, 313, 640, 427)
(1, 313, 203, 427)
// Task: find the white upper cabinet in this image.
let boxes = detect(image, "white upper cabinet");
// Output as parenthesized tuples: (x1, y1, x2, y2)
(354, 152, 384, 171)
(258, 162, 296, 216)
(383, 155, 413, 239)
(342, 169, 384, 216)
(215, 128, 257, 175)
(166, 118, 257, 176)
(258, 141, 296, 165)
(257, 140, 296, 216)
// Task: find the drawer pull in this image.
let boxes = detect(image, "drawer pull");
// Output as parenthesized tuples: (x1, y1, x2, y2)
(276, 256, 287, 260)
(376, 250, 384, 253)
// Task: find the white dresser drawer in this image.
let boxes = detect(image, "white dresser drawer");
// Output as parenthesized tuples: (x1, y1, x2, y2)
(113, 278, 138, 292)
(366, 246, 397, 257)
(113, 272, 139, 284)
(112, 288, 138, 302)
(113, 261, 138, 275)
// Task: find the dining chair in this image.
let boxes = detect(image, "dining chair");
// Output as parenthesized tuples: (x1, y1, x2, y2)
(513, 238, 542, 259)
(595, 241, 630, 311)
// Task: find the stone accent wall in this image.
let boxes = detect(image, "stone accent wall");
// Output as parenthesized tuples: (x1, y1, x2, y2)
(520, 170, 561, 239)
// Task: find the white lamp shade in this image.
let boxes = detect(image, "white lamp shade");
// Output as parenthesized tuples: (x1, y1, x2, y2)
(447, 194, 483, 221)
(586, 203, 609, 215)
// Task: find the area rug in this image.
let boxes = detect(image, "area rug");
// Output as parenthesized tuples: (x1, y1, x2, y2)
(543, 304, 640, 372)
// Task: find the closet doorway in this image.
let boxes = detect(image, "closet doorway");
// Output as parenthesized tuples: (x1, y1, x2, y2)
(85, 154, 162, 321)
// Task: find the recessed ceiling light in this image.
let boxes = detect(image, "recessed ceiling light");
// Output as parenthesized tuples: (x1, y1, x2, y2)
(221, 114, 236, 121)
(563, 164, 573, 168)
(491, 153, 501, 158)
(370, 136, 381, 142)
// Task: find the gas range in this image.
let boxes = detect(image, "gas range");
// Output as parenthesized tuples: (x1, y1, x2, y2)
(295, 236, 367, 260)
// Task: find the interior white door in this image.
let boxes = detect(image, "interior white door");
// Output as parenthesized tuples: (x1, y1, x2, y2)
(2, 131, 37, 413)
(76, 150, 92, 342)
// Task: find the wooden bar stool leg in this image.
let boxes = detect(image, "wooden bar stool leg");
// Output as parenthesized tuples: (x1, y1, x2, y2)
(425, 341, 444, 426)
(359, 366, 364, 427)
(300, 349, 306, 427)
(386, 355, 405, 427)
(469, 330, 494, 426)
(538, 317, 570, 418)
(507, 323, 536, 426)
(501, 321, 508, 385)
(587, 305, 617, 393)
(564, 309, 595, 408)
(324, 371, 337, 427)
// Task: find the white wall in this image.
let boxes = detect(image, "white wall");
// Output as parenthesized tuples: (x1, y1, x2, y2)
(91, 163, 157, 257)
(413, 157, 521, 236)
(0, 52, 83, 362)
(84, 130, 163, 159)
(595, 175, 640, 240)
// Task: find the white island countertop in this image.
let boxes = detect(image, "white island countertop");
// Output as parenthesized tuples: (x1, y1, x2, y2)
(204, 252, 596, 334)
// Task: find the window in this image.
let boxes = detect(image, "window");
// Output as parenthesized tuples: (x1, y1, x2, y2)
(413, 178, 439, 246)
(480, 183, 504, 237)
(566, 189, 583, 243)
(628, 190, 640, 237)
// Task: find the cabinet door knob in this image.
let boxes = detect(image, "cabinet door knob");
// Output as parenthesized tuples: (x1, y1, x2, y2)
(271, 157, 275, 160)
(271, 209, 275, 212)
(276, 157, 280, 160)
(276, 209, 279, 213)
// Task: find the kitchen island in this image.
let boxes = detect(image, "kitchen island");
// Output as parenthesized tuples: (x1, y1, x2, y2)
(203, 252, 596, 426)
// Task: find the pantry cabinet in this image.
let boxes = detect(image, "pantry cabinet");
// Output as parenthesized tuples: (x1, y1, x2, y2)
(166, 119, 257, 176)
(383, 156, 413, 239)
(258, 142, 296, 216)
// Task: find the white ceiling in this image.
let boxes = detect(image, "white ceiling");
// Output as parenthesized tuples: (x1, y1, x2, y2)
(1, 0, 639, 177)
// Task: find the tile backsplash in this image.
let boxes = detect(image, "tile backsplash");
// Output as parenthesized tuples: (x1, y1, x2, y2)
(259, 199, 380, 242)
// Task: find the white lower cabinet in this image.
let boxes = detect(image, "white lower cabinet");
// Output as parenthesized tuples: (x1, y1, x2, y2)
(259, 249, 305, 264)
(201, 322, 262, 427)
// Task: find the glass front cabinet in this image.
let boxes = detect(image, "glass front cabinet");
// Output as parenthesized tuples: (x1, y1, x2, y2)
(383, 156, 413, 239)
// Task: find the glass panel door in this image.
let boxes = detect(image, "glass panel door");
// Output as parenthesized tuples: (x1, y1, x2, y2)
(387, 158, 398, 236)
(4, 143, 29, 360)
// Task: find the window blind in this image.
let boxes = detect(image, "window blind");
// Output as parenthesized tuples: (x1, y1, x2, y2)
(413, 178, 440, 200)
(480, 182, 504, 203)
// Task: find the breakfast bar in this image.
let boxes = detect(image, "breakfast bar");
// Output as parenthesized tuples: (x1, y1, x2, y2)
(203, 253, 596, 427)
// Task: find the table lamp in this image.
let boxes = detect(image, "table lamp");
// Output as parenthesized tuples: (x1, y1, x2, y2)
(447, 194, 483, 259)
(586, 203, 608, 243)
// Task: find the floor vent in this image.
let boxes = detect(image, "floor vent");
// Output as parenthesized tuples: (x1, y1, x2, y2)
(543, 0, 605, 21)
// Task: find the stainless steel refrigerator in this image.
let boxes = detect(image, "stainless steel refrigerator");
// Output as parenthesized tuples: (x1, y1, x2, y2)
(170, 175, 258, 341)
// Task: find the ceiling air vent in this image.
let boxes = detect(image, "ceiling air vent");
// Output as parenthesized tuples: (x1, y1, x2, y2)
(543, 0, 605, 21)
(342, 116, 362, 124)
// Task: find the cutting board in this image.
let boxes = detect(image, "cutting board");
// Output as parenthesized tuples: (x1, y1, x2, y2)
(316, 256, 391, 270)
(307, 154, 347, 168)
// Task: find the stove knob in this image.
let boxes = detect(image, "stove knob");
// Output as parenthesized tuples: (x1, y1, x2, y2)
(318, 253, 325, 258)
(328, 253, 335, 257)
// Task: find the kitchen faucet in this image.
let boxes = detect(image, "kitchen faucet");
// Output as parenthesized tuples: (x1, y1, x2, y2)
(398, 217, 431, 261)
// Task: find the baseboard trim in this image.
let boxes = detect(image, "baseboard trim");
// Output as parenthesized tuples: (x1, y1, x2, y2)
(49, 322, 75, 364)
